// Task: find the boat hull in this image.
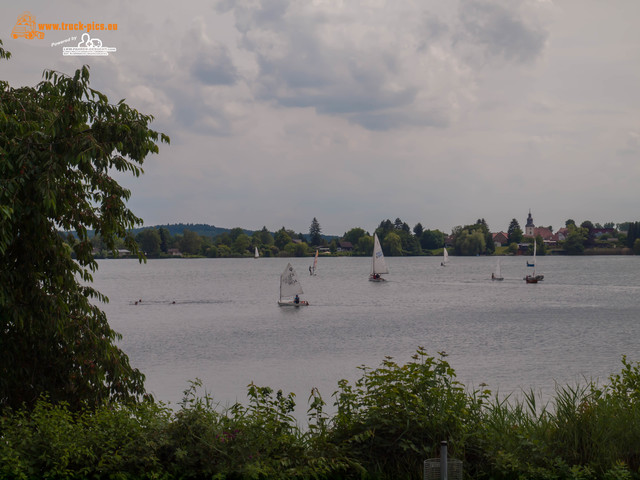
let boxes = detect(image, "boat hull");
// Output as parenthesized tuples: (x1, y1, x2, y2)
(524, 276, 538, 284)
(278, 300, 309, 307)
(369, 275, 386, 282)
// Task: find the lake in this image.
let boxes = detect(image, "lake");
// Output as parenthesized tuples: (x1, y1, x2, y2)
(94, 255, 639, 420)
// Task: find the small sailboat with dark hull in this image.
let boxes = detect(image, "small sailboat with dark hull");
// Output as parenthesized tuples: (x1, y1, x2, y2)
(524, 242, 544, 283)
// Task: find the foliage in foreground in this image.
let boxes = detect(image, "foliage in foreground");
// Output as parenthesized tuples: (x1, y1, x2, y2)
(1, 45, 168, 410)
(2, 350, 640, 479)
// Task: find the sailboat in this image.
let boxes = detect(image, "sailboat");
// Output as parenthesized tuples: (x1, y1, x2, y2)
(278, 263, 309, 306)
(369, 233, 389, 281)
(526, 248, 534, 267)
(492, 258, 504, 281)
(254, 247, 259, 259)
(309, 249, 318, 275)
(441, 248, 449, 266)
(524, 242, 544, 283)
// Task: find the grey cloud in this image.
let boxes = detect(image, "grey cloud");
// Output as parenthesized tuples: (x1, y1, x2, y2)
(170, 86, 234, 136)
(457, 0, 548, 64)
(191, 45, 239, 86)
(225, 0, 468, 131)
(349, 109, 448, 131)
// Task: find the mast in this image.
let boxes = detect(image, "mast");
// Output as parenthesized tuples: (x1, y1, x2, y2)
(532, 241, 536, 277)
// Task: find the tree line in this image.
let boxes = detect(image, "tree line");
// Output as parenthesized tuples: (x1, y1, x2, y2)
(82, 215, 640, 259)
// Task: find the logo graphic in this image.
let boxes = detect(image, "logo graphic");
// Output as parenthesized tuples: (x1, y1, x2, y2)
(12, 11, 44, 39)
(62, 33, 116, 56)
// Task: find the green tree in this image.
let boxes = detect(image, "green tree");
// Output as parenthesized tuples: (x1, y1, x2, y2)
(343, 227, 367, 246)
(252, 226, 273, 246)
(158, 227, 171, 253)
(581, 220, 596, 248)
(566, 219, 576, 227)
(0, 50, 168, 409)
(563, 225, 587, 254)
(507, 218, 523, 245)
(476, 218, 489, 231)
(136, 228, 161, 256)
(475, 219, 495, 255)
(274, 227, 292, 250)
(284, 241, 308, 257)
(454, 229, 486, 256)
(308, 217, 322, 246)
(535, 234, 546, 256)
(384, 232, 402, 256)
(485, 231, 496, 255)
(215, 232, 232, 247)
(401, 234, 422, 255)
(356, 235, 374, 256)
(180, 229, 203, 255)
(229, 227, 244, 242)
(377, 219, 394, 237)
(626, 222, 640, 248)
(232, 233, 251, 255)
(421, 229, 444, 250)
(634, 238, 640, 255)
(413, 222, 424, 238)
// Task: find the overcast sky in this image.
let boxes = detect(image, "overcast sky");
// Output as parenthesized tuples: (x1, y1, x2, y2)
(3, 0, 639, 235)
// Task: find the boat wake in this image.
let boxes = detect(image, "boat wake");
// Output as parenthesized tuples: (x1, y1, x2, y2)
(128, 299, 231, 305)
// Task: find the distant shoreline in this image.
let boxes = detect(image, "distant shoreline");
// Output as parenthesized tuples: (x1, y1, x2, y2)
(98, 247, 636, 259)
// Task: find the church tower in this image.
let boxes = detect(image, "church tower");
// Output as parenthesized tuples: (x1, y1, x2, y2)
(525, 210, 535, 237)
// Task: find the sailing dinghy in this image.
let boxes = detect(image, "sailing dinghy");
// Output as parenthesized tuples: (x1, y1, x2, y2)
(310, 249, 318, 275)
(524, 241, 544, 283)
(369, 233, 389, 281)
(254, 247, 259, 259)
(492, 259, 504, 281)
(441, 248, 449, 266)
(278, 263, 309, 306)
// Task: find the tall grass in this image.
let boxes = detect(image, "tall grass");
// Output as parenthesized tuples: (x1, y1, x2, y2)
(1, 351, 640, 479)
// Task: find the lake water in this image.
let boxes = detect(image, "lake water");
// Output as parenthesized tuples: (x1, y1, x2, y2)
(94, 255, 640, 419)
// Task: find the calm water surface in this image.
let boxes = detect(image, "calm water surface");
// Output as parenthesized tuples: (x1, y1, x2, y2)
(94, 255, 640, 418)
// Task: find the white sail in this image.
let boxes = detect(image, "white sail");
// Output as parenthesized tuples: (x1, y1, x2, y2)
(254, 247, 259, 258)
(280, 263, 304, 300)
(443, 248, 449, 264)
(532, 241, 536, 277)
(311, 249, 318, 274)
(371, 233, 389, 275)
(496, 259, 502, 278)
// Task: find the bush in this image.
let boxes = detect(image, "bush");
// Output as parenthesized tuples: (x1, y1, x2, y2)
(330, 348, 488, 479)
(3, 353, 640, 479)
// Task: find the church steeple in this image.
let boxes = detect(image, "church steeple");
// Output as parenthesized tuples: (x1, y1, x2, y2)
(525, 209, 535, 236)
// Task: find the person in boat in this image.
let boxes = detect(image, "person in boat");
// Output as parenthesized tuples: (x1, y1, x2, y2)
(491, 272, 495, 280)
(294, 294, 300, 304)
(309, 266, 313, 275)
